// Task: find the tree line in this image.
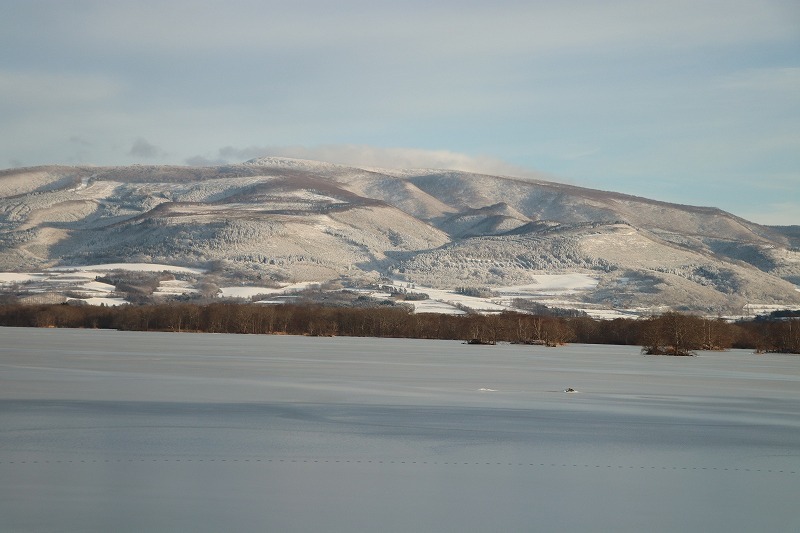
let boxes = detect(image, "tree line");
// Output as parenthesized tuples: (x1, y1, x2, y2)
(0, 303, 797, 354)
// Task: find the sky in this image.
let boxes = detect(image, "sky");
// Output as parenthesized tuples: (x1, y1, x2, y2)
(1, 1, 798, 225)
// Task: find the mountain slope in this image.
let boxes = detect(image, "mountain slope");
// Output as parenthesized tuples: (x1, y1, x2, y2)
(0, 158, 797, 312)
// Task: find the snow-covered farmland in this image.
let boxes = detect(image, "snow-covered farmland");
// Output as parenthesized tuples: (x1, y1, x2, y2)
(406, 299, 467, 315)
(220, 286, 283, 299)
(220, 282, 321, 300)
(1, 263, 206, 305)
(74, 280, 116, 295)
(0, 262, 794, 318)
(47, 263, 206, 274)
(493, 273, 599, 299)
(381, 274, 600, 315)
(154, 280, 200, 296)
(67, 296, 128, 306)
(0, 273, 46, 284)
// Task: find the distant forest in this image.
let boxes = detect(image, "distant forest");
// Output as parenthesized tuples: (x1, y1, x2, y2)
(0, 303, 798, 355)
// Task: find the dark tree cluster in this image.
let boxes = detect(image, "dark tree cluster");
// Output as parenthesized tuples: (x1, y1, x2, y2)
(0, 303, 797, 354)
(640, 312, 734, 356)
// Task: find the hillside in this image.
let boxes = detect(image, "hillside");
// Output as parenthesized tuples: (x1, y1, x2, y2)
(0, 158, 798, 314)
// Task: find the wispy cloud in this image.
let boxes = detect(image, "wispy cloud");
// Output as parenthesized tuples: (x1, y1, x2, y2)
(207, 144, 544, 177)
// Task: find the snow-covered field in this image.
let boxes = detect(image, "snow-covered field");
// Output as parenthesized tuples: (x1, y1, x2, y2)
(0, 263, 794, 319)
(1, 264, 207, 304)
(494, 273, 599, 297)
(153, 279, 199, 296)
(1, 329, 798, 532)
(405, 298, 468, 314)
(47, 263, 206, 274)
(743, 303, 798, 316)
(67, 296, 128, 306)
(377, 275, 610, 316)
(0, 273, 46, 284)
(402, 285, 509, 313)
(220, 282, 320, 299)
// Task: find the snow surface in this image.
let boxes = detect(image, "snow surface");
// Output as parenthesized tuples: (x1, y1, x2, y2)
(47, 263, 206, 274)
(0, 264, 793, 317)
(220, 282, 320, 299)
(383, 275, 598, 315)
(220, 286, 283, 298)
(385, 280, 508, 313)
(67, 296, 127, 306)
(51, 271, 98, 280)
(0, 273, 44, 284)
(496, 273, 599, 295)
(407, 299, 467, 315)
(154, 279, 199, 296)
(1, 329, 798, 532)
(80, 281, 115, 293)
(742, 303, 799, 315)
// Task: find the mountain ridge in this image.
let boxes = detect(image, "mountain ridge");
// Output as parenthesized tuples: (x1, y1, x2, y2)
(1, 158, 797, 313)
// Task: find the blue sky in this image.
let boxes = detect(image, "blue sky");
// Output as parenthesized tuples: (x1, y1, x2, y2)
(1, 0, 798, 225)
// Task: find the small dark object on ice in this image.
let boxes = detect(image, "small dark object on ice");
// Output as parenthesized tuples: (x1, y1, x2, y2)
(564, 387, 577, 393)
(466, 338, 496, 345)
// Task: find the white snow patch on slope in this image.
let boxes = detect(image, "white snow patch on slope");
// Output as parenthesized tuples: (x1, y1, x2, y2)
(220, 282, 320, 299)
(67, 297, 127, 306)
(385, 274, 598, 315)
(495, 274, 598, 297)
(80, 281, 116, 293)
(0, 273, 46, 284)
(155, 280, 199, 296)
(385, 280, 509, 313)
(70, 176, 91, 192)
(577, 308, 640, 319)
(48, 263, 206, 274)
(51, 271, 98, 280)
(742, 303, 799, 315)
(408, 299, 467, 315)
(220, 286, 282, 299)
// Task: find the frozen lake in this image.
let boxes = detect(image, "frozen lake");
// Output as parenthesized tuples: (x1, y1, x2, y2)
(1, 327, 799, 532)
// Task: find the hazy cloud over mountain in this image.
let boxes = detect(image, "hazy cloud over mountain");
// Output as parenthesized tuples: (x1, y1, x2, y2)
(129, 138, 165, 160)
(188, 145, 541, 178)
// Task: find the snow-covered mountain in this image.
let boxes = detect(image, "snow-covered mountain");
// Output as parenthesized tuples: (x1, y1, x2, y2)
(1, 157, 798, 313)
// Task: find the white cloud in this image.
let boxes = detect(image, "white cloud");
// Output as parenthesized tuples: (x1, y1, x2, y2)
(213, 144, 544, 177)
